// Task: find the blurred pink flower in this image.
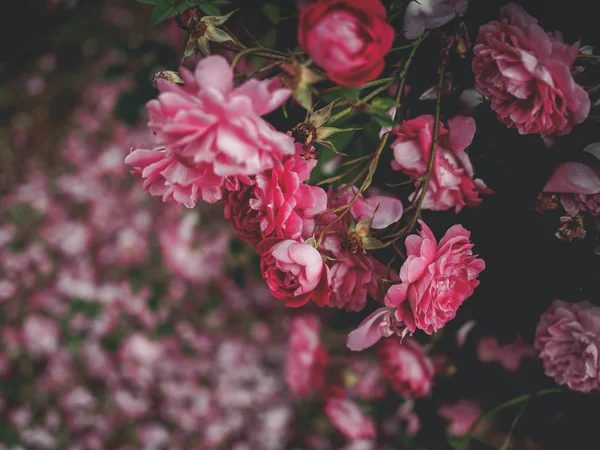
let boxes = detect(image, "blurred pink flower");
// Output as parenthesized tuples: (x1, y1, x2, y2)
(158, 213, 230, 284)
(347, 307, 404, 351)
(391, 115, 492, 212)
(477, 335, 535, 372)
(23, 315, 60, 357)
(285, 315, 328, 397)
(404, 0, 469, 40)
(257, 238, 331, 307)
(438, 399, 483, 436)
(473, 3, 590, 135)
(377, 337, 434, 398)
(535, 300, 600, 392)
(385, 220, 485, 334)
(324, 389, 376, 440)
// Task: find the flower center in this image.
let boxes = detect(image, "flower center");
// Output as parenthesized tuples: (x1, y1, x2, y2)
(291, 122, 317, 145)
(343, 231, 365, 254)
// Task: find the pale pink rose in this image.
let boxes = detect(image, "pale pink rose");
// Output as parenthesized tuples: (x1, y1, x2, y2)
(543, 161, 600, 216)
(438, 399, 483, 436)
(534, 300, 600, 393)
(377, 337, 434, 398)
(404, 0, 469, 40)
(125, 147, 222, 207)
(222, 180, 262, 245)
(347, 307, 405, 351)
(23, 315, 60, 357)
(129, 56, 293, 205)
(325, 390, 376, 440)
(385, 220, 485, 334)
(351, 192, 403, 230)
(285, 315, 328, 397)
(257, 238, 331, 307)
(158, 214, 229, 284)
(391, 115, 492, 212)
(251, 154, 327, 241)
(477, 335, 535, 372)
(473, 3, 590, 135)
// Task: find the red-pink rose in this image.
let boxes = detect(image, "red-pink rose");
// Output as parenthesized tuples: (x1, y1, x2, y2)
(391, 115, 492, 212)
(543, 161, 600, 216)
(285, 314, 328, 397)
(298, 0, 395, 87)
(473, 3, 590, 135)
(222, 180, 262, 245)
(534, 300, 600, 393)
(384, 220, 485, 334)
(257, 238, 331, 307)
(377, 337, 434, 398)
(251, 154, 327, 241)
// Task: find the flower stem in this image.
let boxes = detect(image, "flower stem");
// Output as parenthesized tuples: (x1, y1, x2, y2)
(404, 61, 446, 234)
(231, 47, 288, 70)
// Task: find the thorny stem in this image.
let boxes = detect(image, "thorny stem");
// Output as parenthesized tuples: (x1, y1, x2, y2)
(315, 31, 431, 247)
(231, 47, 288, 70)
(587, 83, 600, 95)
(404, 61, 446, 235)
(316, 77, 396, 96)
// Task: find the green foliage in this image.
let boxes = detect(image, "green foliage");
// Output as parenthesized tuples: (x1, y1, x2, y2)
(261, 3, 281, 24)
(340, 86, 360, 101)
(70, 298, 103, 317)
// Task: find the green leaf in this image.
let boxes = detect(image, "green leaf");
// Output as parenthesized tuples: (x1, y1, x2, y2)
(371, 97, 399, 111)
(370, 111, 395, 128)
(261, 3, 281, 24)
(151, 4, 178, 25)
(70, 299, 103, 317)
(261, 28, 277, 49)
(341, 86, 360, 101)
(200, 3, 221, 15)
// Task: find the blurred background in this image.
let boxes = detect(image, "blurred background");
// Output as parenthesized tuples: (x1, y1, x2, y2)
(1, 1, 600, 449)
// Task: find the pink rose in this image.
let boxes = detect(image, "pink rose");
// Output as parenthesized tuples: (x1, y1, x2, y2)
(438, 399, 483, 436)
(391, 115, 492, 212)
(251, 154, 327, 241)
(534, 300, 600, 393)
(128, 55, 294, 205)
(385, 220, 485, 334)
(23, 315, 60, 357)
(124, 147, 222, 208)
(285, 315, 328, 397)
(377, 337, 434, 398)
(298, 0, 395, 87)
(476, 335, 535, 372)
(347, 307, 405, 351)
(318, 186, 401, 311)
(543, 161, 600, 216)
(257, 238, 331, 307)
(324, 388, 376, 440)
(404, 0, 469, 40)
(473, 3, 590, 135)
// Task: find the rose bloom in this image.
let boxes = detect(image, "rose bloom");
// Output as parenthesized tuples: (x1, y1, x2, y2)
(385, 220, 485, 334)
(251, 154, 327, 241)
(257, 238, 331, 307)
(472, 3, 590, 135)
(222, 179, 262, 245)
(126, 55, 294, 206)
(285, 315, 328, 397)
(377, 337, 434, 398)
(534, 300, 600, 393)
(298, 0, 395, 87)
(391, 115, 492, 212)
